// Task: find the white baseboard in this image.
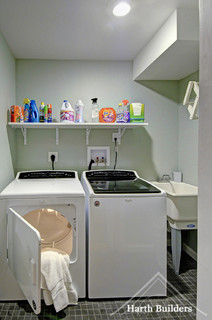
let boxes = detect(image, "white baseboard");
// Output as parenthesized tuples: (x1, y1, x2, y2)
(167, 240, 197, 262)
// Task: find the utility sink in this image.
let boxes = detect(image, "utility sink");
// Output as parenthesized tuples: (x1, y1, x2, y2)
(152, 181, 198, 230)
(152, 180, 198, 275)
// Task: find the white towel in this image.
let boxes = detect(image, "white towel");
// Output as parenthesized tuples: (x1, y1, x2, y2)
(41, 250, 78, 312)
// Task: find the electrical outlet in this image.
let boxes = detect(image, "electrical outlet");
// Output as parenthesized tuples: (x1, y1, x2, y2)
(112, 133, 121, 144)
(48, 152, 58, 162)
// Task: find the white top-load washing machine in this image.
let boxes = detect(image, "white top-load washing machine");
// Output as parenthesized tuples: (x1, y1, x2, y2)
(0, 170, 85, 314)
(81, 169, 167, 299)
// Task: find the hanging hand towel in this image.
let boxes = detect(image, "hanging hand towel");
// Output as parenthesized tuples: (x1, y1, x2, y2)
(41, 249, 78, 312)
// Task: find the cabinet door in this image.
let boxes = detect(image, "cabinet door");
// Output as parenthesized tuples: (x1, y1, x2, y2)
(8, 208, 41, 314)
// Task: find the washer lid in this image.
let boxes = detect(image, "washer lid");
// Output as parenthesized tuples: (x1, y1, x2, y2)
(89, 178, 161, 194)
(0, 170, 85, 198)
(84, 170, 161, 194)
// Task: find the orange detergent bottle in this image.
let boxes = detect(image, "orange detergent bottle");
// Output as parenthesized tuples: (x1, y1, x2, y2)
(10, 105, 24, 122)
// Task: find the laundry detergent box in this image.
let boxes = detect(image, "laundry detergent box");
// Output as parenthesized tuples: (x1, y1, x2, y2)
(130, 103, 144, 122)
(99, 108, 116, 123)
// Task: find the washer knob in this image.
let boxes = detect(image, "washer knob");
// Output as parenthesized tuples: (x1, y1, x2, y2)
(94, 201, 100, 207)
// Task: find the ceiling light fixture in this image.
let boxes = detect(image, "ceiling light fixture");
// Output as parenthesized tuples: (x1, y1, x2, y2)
(113, 1, 131, 17)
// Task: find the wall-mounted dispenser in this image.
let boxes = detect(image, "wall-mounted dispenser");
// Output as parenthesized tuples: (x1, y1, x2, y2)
(183, 81, 199, 120)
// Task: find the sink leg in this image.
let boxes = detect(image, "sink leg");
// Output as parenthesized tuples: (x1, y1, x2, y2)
(171, 227, 182, 275)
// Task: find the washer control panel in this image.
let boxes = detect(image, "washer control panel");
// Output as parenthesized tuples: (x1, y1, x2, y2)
(86, 170, 136, 181)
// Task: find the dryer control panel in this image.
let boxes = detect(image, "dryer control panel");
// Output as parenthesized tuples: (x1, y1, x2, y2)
(18, 171, 76, 179)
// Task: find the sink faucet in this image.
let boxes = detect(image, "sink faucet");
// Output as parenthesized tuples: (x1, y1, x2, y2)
(160, 174, 171, 182)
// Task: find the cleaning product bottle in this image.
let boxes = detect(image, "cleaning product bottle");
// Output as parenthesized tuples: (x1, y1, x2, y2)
(11, 105, 24, 122)
(44, 104, 48, 123)
(60, 100, 74, 123)
(91, 98, 99, 123)
(122, 99, 130, 123)
(39, 102, 45, 122)
(47, 104, 52, 123)
(75, 100, 84, 123)
(23, 98, 30, 122)
(116, 102, 125, 123)
(29, 100, 39, 122)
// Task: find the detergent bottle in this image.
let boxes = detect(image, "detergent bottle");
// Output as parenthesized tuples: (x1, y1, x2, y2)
(47, 104, 52, 123)
(60, 100, 74, 123)
(75, 100, 84, 123)
(29, 100, 39, 122)
(39, 102, 45, 122)
(23, 98, 30, 122)
(122, 99, 130, 123)
(116, 102, 125, 123)
(44, 104, 48, 123)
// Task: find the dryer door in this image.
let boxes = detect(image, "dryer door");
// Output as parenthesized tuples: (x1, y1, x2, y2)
(8, 207, 41, 314)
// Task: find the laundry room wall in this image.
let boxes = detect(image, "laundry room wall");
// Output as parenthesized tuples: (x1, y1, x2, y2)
(15, 59, 179, 179)
(7, 58, 199, 259)
(0, 31, 16, 191)
(178, 71, 199, 186)
(178, 71, 199, 255)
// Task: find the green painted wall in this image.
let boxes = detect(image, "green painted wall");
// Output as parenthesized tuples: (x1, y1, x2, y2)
(178, 71, 199, 254)
(15, 59, 179, 179)
(0, 31, 16, 191)
(178, 71, 199, 186)
(3, 55, 198, 256)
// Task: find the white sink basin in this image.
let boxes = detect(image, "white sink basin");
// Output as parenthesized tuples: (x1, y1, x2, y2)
(151, 181, 198, 230)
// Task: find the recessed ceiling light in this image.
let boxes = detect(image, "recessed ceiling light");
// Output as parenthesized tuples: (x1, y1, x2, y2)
(113, 2, 131, 17)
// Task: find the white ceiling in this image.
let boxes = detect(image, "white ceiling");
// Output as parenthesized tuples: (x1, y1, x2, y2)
(0, 0, 199, 60)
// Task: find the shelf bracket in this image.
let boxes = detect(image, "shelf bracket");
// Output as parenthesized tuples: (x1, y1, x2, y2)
(86, 128, 91, 145)
(21, 127, 27, 145)
(56, 127, 59, 145)
(119, 127, 126, 138)
(118, 127, 126, 144)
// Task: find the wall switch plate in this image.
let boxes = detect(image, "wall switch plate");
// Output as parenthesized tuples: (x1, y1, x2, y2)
(48, 152, 58, 162)
(87, 147, 110, 167)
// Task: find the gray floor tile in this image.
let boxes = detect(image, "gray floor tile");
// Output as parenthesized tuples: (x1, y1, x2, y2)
(0, 249, 197, 320)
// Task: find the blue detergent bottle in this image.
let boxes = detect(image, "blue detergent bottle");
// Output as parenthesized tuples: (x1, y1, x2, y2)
(29, 100, 39, 122)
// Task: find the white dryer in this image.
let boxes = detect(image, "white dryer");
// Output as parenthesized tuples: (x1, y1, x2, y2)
(0, 170, 85, 314)
(81, 169, 167, 299)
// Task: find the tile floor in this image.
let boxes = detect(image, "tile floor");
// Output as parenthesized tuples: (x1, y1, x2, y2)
(0, 249, 197, 320)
